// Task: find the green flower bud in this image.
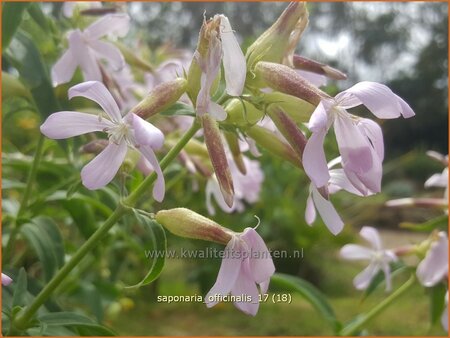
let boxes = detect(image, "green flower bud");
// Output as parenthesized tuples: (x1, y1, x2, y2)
(224, 98, 264, 127)
(130, 78, 187, 119)
(155, 208, 233, 245)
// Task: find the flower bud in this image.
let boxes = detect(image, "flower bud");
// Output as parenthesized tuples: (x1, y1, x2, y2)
(254, 61, 326, 105)
(246, 125, 301, 168)
(80, 139, 108, 154)
(246, 2, 308, 70)
(130, 78, 187, 119)
(224, 99, 264, 127)
(155, 208, 233, 244)
(262, 91, 315, 123)
(267, 106, 307, 159)
(293, 55, 347, 80)
(202, 114, 235, 207)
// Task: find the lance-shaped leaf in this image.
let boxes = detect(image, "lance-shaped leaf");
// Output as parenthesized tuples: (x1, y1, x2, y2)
(293, 55, 347, 80)
(255, 61, 326, 105)
(224, 131, 246, 174)
(267, 106, 308, 160)
(246, 125, 301, 168)
(201, 114, 234, 208)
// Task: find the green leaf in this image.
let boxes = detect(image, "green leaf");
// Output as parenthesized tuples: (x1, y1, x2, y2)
(429, 283, 447, 327)
(62, 199, 97, 239)
(270, 273, 341, 333)
(37, 312, 117, 336)
(362, 261, 407, 300)
(27, 3, 50, 32)
(20, 217, 65, 281)
(6, 31, 59, 119)
(2, 2, 30, 49)
(125, 210, 166, 288)
(160, 102, 196, 117)
(12, 268, 28, 308)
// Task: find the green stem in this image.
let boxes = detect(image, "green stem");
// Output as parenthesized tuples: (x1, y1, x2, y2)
(5, 134, 45, 262)
(12, 122, 200, 331)
(339, 274, 416, 336)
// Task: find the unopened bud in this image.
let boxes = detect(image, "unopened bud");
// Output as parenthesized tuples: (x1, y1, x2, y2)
(202, 114, 235, 207)
(224, 99, 264, 127)
(80, 139, 108, 154)
(267, 106, 307, 159)
(254, 61, 327, 105)
(293, 55, 347, 80)
(246, 2, 308, 69)
(246, 125, 301, 168)
(130, 78, 187, 119)
(262, 91, 314, 123)
(155, 208, 233, 244)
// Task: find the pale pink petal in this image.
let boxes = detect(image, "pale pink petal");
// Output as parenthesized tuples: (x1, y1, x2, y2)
(241, 228, 275, 284)
(311, 186, 344, 235)
(205, 237, 242, 307)
(305, 192, 316, 225)
(425, 168, 448, 188)
(381, 261, 393, 292)
(68, 30, 102, 82)
(89, 40, 125, 71)
(353, 262, 379, 290)
(442, 293, 448, 332)
(81, 141, 127, 189)
(209, 101, 228, 121)
(205, 176, 234, 215)
(296, 70, 327, 88)
(416, 232, 449, 287)
(40, 111, 113, 139)
(336, 82, 413, 119)
(1, 273, 12, 286)
(329, 169, 364, 196)
(308, 100, 331, 132)
(359, 226, 383, 251)
(136, 156, 154, 176)
(340, 244, 373, 260)
(230, 260, 260, 316)
(395, 94, 415, 118)
(219, 15, 246, 96)
(259, 279, 270, 294)
(51, 49, 78, 86)
(69, 81, 121, 122)
(129, 114, 164, 150)
(303, 130, 330, 189)
(138, 146, 165, 202)
(84, 14, 130, 40)
(357, 118, 384, 161)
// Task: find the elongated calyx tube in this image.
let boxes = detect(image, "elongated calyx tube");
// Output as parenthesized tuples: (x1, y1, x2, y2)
(155, 208, 233, 245)
(293, 55, 347, 80)
(254, 61, 327, 105)
(130, 78, 187, 119)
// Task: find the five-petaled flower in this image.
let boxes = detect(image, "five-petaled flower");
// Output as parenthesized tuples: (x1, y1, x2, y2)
(52, 14, 130, 86)
(40, 81, 166, 201)
(205, 227, 275, 316)
(340, 226, 397, 291)
(303, 82, 415, 196)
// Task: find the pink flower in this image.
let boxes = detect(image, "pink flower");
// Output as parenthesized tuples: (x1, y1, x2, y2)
(340, 226, 397, 291)
(196, 15, 246, 121)
(416, 232, 448, 287)
(303, 82, 415, 195)
(52, 14, 130, 86)
(40, 81, 165, 201)
(206, 155, 264, 215)
(1, 273, 12, 286)
(205, 227, 275, 316)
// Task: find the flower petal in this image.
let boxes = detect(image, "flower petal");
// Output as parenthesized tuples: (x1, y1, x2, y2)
(425, 168, 448, 188)
(296, 70, 327, 88)
(357, 118, 384, 161)
(305, 192, 316, 225)
(67, 30, 102, 82)
(381, 261, 393, 292)
(219, 15, 246, 96)
(1, 273, 12, 286)
(231, 259, 260, 316)
(359, 226, 383, 251)
(308, 100, 331, 132)
(205, 176, 234, 215)
(241, 228, 275, 284)
(259, 279, 270, 294)
(138, 146, 165, 202)
(329, 169, 364, 196)
(89, 40, 125, 71)
(84, 13, 130, 40)
(51, 49, 78, 86)
(69, 81, 122, 122)
(129, 113, 164, 150)
(303, 129, 330, 189)
(40, 111, 113, 139)
(81, 141, 127, 190)
(442, 293, 448, 332)
(336, 81, 414, 119)
(205, 237, 242, 307)
(340, 244, 373, 261)
(353, 263, 379, 290)
(416, 232, 449, 287)
(209, 101, 228, 121)
(311, 186, 344, 235)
